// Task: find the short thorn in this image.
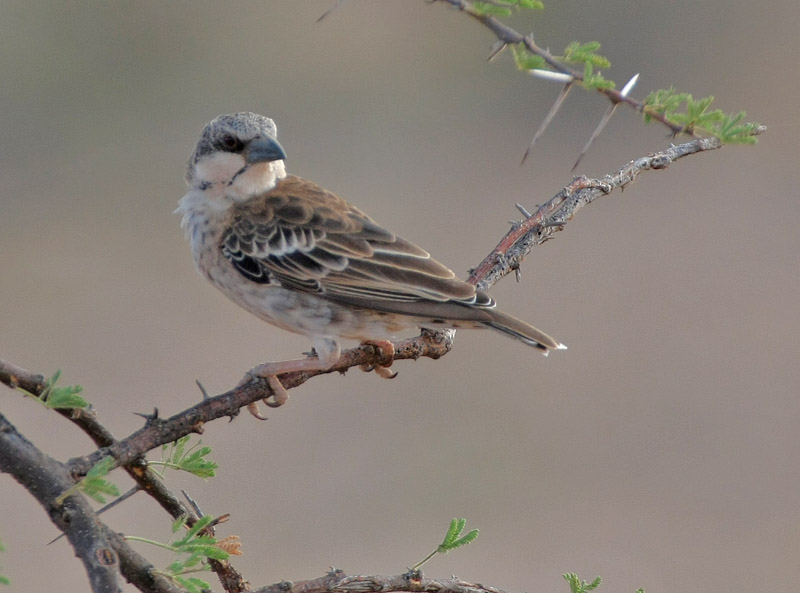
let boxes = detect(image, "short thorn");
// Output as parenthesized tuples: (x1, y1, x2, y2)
(133, 408, 159, 423)
(195, 379, 210, 400)
(515, 203, 533, 218)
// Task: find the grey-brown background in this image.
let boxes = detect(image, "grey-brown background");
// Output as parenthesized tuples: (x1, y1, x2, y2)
(1, 2, 798, 591)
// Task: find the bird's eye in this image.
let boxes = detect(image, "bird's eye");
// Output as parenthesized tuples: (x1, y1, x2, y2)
(221, 135, 239, 151)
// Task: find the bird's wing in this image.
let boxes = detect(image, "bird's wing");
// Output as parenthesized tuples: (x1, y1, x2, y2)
(221, 175, 492, 315)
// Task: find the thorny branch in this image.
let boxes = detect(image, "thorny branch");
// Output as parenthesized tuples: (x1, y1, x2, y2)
(1, 135, 733, 592)
(0, 357, 251, 593)
(438, 0, 689, 136)
(252, 569, 511, 593)
(0, 413, 183, 593)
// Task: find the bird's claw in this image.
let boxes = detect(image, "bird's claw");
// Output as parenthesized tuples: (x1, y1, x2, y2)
(243, 374, 289, 420)
(246, 402, 270, 420)
(374, 365, 398, 379)
(360, 340, 397, 379)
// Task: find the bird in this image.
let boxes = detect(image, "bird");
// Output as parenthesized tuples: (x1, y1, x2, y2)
(177, 112, 565, 416)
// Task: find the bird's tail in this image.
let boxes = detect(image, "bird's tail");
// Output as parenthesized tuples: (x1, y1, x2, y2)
(483, 309, 566, 355)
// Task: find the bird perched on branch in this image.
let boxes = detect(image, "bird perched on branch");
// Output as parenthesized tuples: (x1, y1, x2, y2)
(177, 112, 564, 415)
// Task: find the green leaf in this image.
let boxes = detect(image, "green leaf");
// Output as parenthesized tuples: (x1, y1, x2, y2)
(80, 479, 121, 504)
(472, 2, 512, 16)
(42, 369, 88, 409)
(177, 445, 217, 478)
(582, 63, 615, 90)
(643, 87, 692, 121)
(174, 575, 212, 593)
(448, 528, 479, 550)
(411, 518, 480, 570)
(156, 436, 219, 479)
(686, 95, 714, 119)
(181, 543, 228, 561)
(642, 89, 760, 142)
(86, 456, 115, 479)
(438, 518, 479, 553)
(57, 456, 120, 504)
(586, 576, 602, 591)
(172, 515, 188, 534)
(175, 516, 214, 546)
(511, 44, 547, 70)
(564, 41, 611, 68)
(16, 369, 89, 409)
(131, 514, 228, 588)
(563, 573, 602, 593)
(45, 383, 88, 409)
(440, 517, 466, 550)
(564, 573, 579, 593)
(482, 0, 545, 10)
(0, 536, 7, 586)
(79, 457, 121, 503)
(717, 112, 760, 143)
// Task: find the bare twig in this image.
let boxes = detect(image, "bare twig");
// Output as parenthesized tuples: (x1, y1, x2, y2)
(0, 357, 46, 394)
(253, 569, 511, 593)
(470, 136, 724, 287)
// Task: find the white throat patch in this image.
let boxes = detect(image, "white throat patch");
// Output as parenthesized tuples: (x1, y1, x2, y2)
(192, 152, 286, 201)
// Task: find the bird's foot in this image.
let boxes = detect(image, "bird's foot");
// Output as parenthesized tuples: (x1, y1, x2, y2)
(235, 369, 289, 420)
(359, 340, 397, 379)
(238, 357, 331, 419)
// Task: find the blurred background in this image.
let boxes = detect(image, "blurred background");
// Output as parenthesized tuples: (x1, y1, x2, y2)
(1, 1, 798, 591)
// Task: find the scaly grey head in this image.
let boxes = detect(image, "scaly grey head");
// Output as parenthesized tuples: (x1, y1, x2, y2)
(185, 112, 287, 200)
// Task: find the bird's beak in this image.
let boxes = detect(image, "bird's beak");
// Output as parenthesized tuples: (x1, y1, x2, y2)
(245, 136, 286, 164)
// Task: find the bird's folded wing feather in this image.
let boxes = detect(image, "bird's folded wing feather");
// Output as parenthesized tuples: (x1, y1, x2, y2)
(221, 175, 493, 316)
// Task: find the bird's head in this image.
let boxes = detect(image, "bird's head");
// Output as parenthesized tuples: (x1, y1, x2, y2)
(186, 112, 287, 200)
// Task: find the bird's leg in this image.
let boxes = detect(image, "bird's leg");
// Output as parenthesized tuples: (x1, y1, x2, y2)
(239, 339, 341, 419)
(359, 340, 397, 379)
(242, 357, 327, 415)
